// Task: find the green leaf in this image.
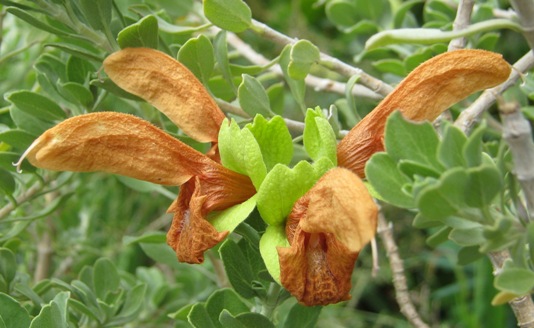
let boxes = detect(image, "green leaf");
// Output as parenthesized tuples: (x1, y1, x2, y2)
(218, 118, 266, 189)
(325, 0, 358, 27)
(385, 111, 442, 171)
(79, 0, 112, 31)
(0, 170, 14, 195)
(366, 152, 415, 208)
(449, 227, 485, 246)
(267, 83, 285, 115)
(210, 195, 257, 233)
(117, 15, 159, 49)
(279, 45, 306, 112)
(463, 123, 485, 167)
(246, 115, 293, 171)
(29, 292, 70, 328)
(57, 82, 94, 109)
(6, 7, 70, 38)
(219, 239, 256, 298)
(415, 167, 468, 221)
(465, 163, 502, 208)
(203, 0, 252, 33)
(188, 304, 216, 328)
(66, 56, 97, 84)
(9, 105, 53, 136)
(495, 261, 534, 295)
(257, 160, 332, 226)
(398, 160, 441, 179)
(109, 284, 147, 325)
(178, 34, 214, 84)
(0, 129, 36, 150)
(221, 312, 274, 328)
(303, 108, 337, 165)
(288, 40, 320, 80)
(6, 91, 66, 121)
(218, 310, 247, 328)
(528, 222, 534, 267)
(0, 293, 31, 328)
(205, 289, 249, 328)
(238, 75, 273, 117)
(438, 123, 468, 168)
(426, 226, 451, 248)
(457, 246, 484, 265)
(282, 302, 322, 328)
(123, 232, 167, 246)
(214, 31, 237, 94)
(0, 248, 17, 288)
(259, 225, 289, 283)
(372, 59, 406, 76)
(93, 258, 120, 300)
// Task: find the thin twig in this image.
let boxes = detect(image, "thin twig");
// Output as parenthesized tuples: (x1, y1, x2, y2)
(250, 19, 394, 96)
(454, 50, 534, 133)
(378, 213, 430, 328)
(448, 0, 475, 50)
(0, 180, 45, 220)
(498, 99, 534, 217)
(224, 32, 383, 101)
(509, 0, 534, 50)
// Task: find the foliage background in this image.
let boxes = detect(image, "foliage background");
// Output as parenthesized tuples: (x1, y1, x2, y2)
(0, 0, 532, 327)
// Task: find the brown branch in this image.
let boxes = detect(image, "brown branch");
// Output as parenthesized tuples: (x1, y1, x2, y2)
(489, 250, 534, 328)
(448, 0, 475, 50)
(499, 100, 534, 216)
(378, 213, 430, 328)
(0, 180, 45, 220)
(509, 0, 534, 50)
(250, 19, 394, 96)
(224, 31, 383, 101)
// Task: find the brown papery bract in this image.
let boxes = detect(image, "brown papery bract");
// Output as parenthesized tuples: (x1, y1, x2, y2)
(337, 49, 512, 177)
(104, 48, 226, 143)
(23, 112, 214, 185)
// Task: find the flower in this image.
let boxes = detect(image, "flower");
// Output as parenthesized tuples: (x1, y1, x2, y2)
(338, 49, 511, 178)
(17, 48, 256, 264)
(277, 49, 511, 306)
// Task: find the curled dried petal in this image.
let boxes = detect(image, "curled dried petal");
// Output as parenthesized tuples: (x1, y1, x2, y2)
(104, 48, 225, 143)
(298, 168, 378, 253)
(338, 49, 511, 177)
(278, 168, 377, 306)
(21, 112, 214, 185)
(166, 163, 256, 263)
(166, 177, 229, 264)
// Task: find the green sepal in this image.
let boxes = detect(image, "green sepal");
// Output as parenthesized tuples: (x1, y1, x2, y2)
(259, 225, 290, 284)
(210, 195, 258, 233)
(218, 118, 266, 189)
(256, 158, 334, 226)
(246, 115, 293, 171)
(303, 107, 337, 165)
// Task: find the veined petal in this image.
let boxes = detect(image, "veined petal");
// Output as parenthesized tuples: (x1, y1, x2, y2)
(166, 163, 256, 263)
(338, 49, 511, 177)
(104, 48, 225, 143)
(166, 177, 229, 264)
(297, 168, 378, 253)
(278, 225, 358, 306)
(278, 168, 377, 306)
(20, 112, 214, 185)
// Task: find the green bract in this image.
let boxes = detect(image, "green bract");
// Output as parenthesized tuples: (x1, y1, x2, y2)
(303, 108, 338, 165)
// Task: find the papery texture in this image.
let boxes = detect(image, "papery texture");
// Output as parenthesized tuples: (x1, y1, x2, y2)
(278, 168, 378, 306)
(166, 165, 256, 263)
(25, 112, 213, 185)
(104, 48, 225, 143)
(337, 49, 511, 177)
